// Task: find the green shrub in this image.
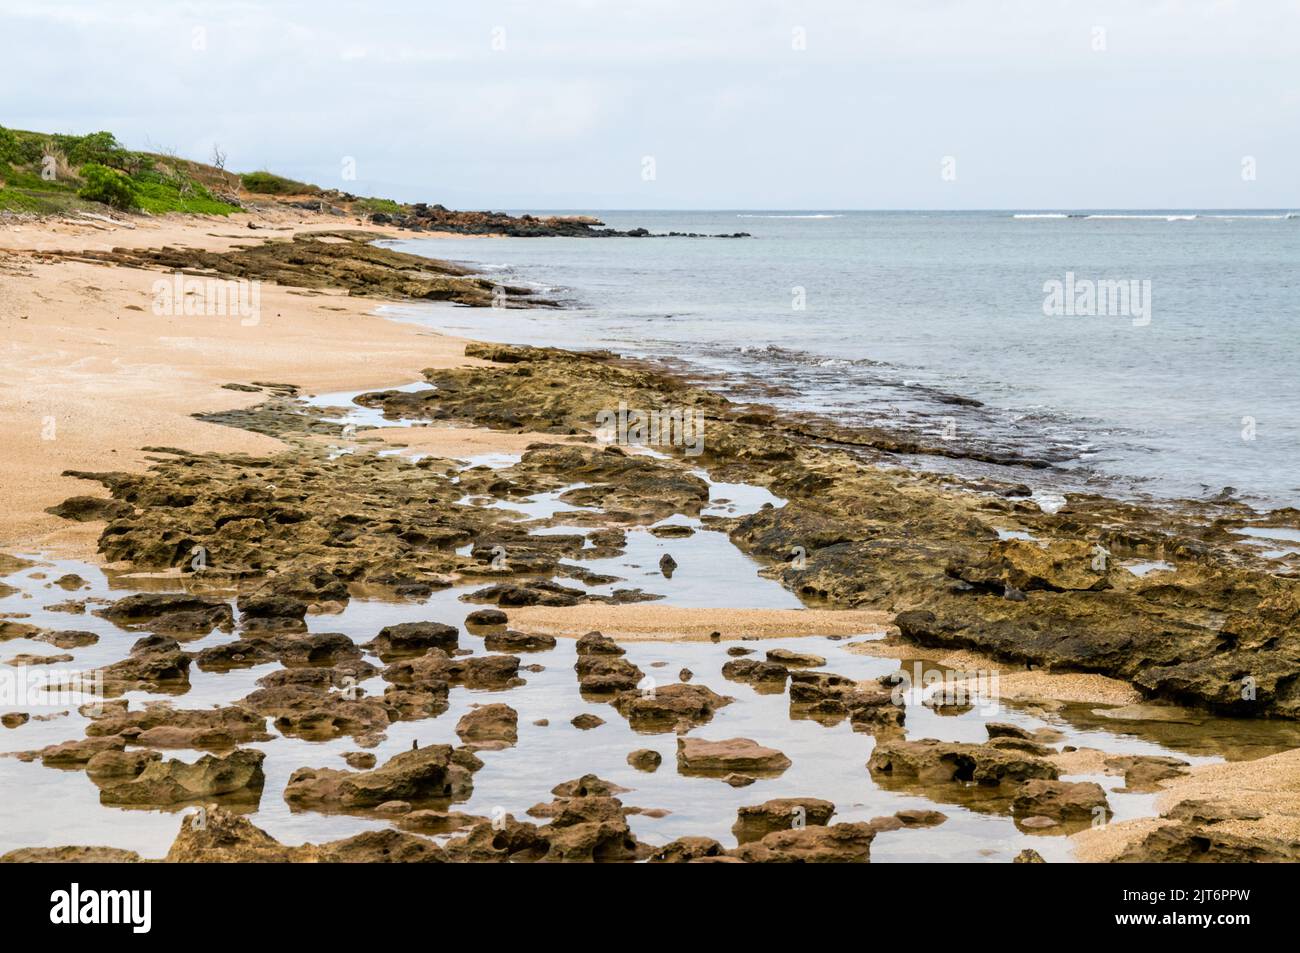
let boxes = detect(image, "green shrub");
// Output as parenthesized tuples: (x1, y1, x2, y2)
(60, 130, 128, 168)
(78, 163, 139, 210)
(241, 170, 316, 195)
(356, 196, 403, 216)
(0, 126, 20, 164)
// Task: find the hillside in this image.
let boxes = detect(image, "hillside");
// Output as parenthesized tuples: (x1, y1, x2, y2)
(0, 126, 750, 237)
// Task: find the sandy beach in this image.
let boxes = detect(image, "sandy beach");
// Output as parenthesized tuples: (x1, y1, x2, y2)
(0, 211, 515, 557)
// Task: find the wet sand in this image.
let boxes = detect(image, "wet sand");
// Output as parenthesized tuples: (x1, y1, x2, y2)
(848, 637, 1143, 707)
(1072, 747, 1300, 861)
(507, 605, 890, 642)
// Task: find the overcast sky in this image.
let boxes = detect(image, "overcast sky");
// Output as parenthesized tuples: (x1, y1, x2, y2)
(2, 0, 1297, 209)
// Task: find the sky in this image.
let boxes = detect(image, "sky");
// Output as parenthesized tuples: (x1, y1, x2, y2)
(1, 0, 1298, 210)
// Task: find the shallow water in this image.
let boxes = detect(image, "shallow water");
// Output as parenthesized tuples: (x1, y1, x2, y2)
(4, 440, 1293, 862)
(378, 210, 1300, 510)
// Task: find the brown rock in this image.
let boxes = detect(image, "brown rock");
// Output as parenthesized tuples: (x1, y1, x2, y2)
(571, 713, 605, 730)
(733, 797, 835, 843)
(1013, 779, 1110, 821)
(677, 737, 791, 777)
(98, 749, 266, 806)
(284, 744, 472, 813)
(612, 682, 732, 731)
(649, 837, 725, 863)
(731, 822, 878, 863)
(456, 704, 518, 744)
(627, 749, 662, 772)
(364, 621, 458, 660)
(867, 739, 1058, 786)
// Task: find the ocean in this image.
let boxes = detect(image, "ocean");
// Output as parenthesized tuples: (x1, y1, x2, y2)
(381, 210, 1300, 510)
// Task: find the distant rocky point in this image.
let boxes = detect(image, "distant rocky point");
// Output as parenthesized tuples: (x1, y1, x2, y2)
(293, 199, 751, 238)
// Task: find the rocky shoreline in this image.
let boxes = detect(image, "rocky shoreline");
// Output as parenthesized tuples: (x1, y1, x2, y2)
(3, 226, 1299, 863)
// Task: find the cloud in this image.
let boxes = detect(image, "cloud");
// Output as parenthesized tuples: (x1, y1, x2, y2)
(1, 0, 1296, 207)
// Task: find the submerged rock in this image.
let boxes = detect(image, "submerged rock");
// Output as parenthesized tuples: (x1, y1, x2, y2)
(1, 846, 142, 863)
(627, 749, 662, 772)
(240, 680, 391, 741)
(1104, 754, 1190, 791)
(789, 670, 904, 733)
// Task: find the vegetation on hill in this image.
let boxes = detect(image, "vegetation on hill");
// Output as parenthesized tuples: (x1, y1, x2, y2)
(0, 124, 675, 237)
(0, 126, 249, 216)
(240, 170, 319, 195)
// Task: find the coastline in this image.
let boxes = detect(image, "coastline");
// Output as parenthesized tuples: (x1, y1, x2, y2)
(2, 210, 1299, 863)
(0, 211, 517, 558)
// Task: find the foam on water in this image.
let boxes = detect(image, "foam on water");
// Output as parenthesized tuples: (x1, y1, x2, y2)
(380, 209, 1300, 509)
